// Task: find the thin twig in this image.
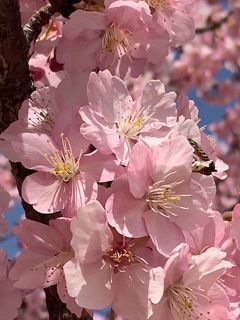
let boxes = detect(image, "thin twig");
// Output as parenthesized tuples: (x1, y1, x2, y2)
(196, 11, 233, 34)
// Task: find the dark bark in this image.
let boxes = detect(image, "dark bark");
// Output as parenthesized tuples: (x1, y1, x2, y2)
(0, 1, 89, 319)
(0, 0, 32, 130)
(23, 0, 77, 45)
(23, 3, 55, 44)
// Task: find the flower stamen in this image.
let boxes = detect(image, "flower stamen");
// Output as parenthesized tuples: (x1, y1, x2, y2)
(116, 106, 154, 140)
(168, 285, 212, 320)
(45, 134, 81, 182)
(146, 0, 167, 9)
(146, 180, 191, 216)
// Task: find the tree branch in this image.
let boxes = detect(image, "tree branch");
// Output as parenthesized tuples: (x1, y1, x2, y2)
(23, 0, 79, 45)
(0, 1, 90, 319)
(23, 2, 54, 44)
(196, 11, 233, 34)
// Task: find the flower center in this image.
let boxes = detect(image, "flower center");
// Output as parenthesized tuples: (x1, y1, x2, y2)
(116, 107, 154, 140)
(168, 285, 212, 320)
(146, 178, 190, 217)
(146, 183, 181, 214)
(146, 0, 167, 9)
(102, 23, 129, 59)
(45, 134, 80, 182)
(103, 247, 138, 273)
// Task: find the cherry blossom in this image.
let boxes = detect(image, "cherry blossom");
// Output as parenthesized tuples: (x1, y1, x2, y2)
(144, 0, 196, 46)
(80, 70, 177, 165)
(9, 218, 83, 317)
(149, 244, 233, 320)
(64, 201, 164, 320)
(106, 134, 212, 256)
(1, 1, 240, 319)
(56, 1, 170, 78)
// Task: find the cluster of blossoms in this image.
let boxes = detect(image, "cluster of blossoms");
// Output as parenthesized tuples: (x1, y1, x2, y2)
(1, 0, 240, 319)
(154, 0, 240, 105)
(0, 66, 238, 319)
(210, 104, 240, 212)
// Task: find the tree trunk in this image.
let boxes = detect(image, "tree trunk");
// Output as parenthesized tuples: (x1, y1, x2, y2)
(0, 1, 87, 319)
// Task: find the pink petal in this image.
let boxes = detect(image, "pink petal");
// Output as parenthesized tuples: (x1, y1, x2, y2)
(106, 192, 147, 238)
(64, 260, 115, 309)
(14, 219, 66, 254)
(141, 81, 177, 124)
(183, 247, 232, 290)
(56, 71, 89, 107)
(150, 134, 193, 183)
(128, 142, 152, 198)
(112, 264, 163, 320)
(80, 106, 118, 155)
(231, 204, 240, 250)
(81, 150, 125, 183)
(87, 70, 133, 123)
(144, 210, 185, 257)
(70, 201, 113, 263)
(57, 274, 83, 317)
(12, 132, 56, 171)
(63, 10, 106, 40)
(22, 172, 69, 213)
(9, 250, 55, 289)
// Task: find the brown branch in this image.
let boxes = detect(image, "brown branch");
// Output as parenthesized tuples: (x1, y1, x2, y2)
(23, 0, 79, 45)
(196, 11, 233, 34)
(23, 2, 54, 44)
(0, 1, 91, 319)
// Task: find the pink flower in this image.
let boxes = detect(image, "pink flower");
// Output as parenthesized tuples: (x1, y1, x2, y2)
(64, 201, 164, 320)
(149, 244, 233, 320)
(56, 1, 170, 78)
(80, 70, 177, 165)
(145, 0, 196, 46)
(11, 125, 122, 214)
(183, 210, 230, 255)
(106, 135, 211, 256)
(0, 249, 22, 320)
(1, 79, 88, 138)
(0, 71, 89, 162)
(12, 130, 96, 214)
(0, 87, 59, 162)
(177, 94, 199, 123)
(9, 218, 83, 317)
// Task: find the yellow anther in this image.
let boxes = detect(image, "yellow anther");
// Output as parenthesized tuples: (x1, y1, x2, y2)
(130, 117, 144, 129)
(103, 23, 128, 54)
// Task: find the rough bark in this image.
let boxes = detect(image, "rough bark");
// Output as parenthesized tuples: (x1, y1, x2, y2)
(0, 1, 90, 319)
